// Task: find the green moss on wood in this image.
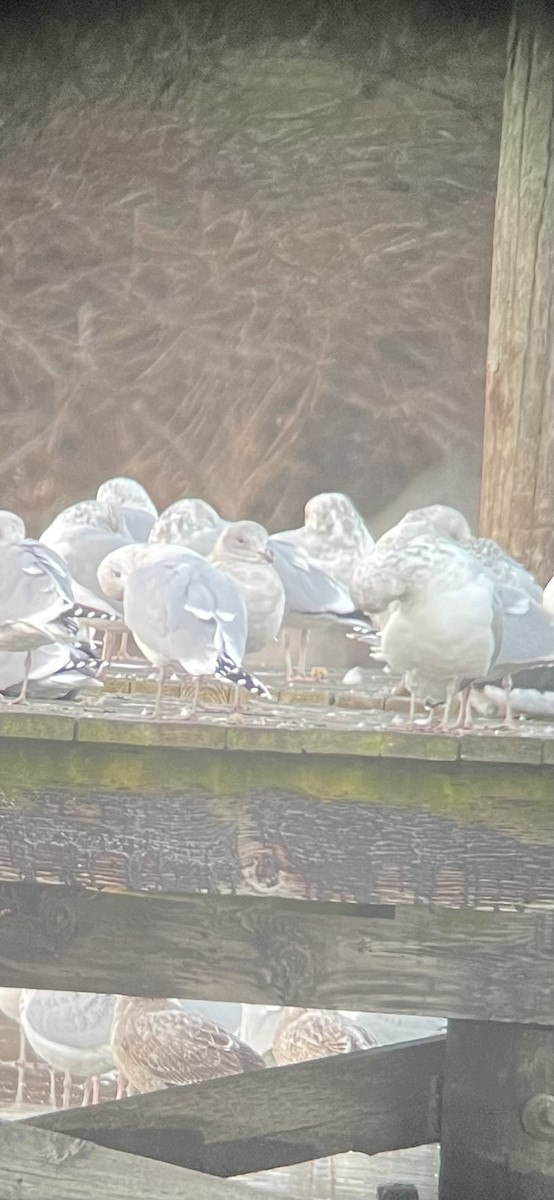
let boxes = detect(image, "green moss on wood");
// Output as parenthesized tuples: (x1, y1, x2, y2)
(277, 689, 332, 707)
(77, 717, 227, 750)
(0, 739, 551, 843)
(460, 734, 544, 765)
(435, 908, 501, 934)
(0, 712, 75, 741)
(380, 732, 458, 761)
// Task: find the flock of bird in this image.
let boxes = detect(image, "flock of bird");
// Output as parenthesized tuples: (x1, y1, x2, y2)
(1, 476, 553, 728)
(0, 988, 381, 1110)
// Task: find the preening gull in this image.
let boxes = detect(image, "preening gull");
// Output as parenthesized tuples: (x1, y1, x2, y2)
(210, 522, 285, 654)
(358, 536, 501, 727)
(19, 990, 115, 1108)
(98, 543, 270, 716)
(110, 996, 265, 1092)
(275, 492, 374, 589)
(149, 498, 224, 556)
(96, 476, 157, 542)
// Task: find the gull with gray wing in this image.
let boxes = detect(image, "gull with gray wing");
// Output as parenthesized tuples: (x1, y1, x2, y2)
(98, 543, 270, 716)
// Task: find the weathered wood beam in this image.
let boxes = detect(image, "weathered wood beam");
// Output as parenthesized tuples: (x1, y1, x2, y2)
(1, 725, 551, 914)
(1, 883, 553, 1023)
(439, 1019, 554, 1199)
(480, 0, 554, 582)
(0, 1122, 278, 1199)
(25, 1036, 444, 1176)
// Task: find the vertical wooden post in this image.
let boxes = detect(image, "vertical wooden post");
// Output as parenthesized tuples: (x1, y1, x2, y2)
(439, 1020, 554, 1199)
(480, 0, 553, 583)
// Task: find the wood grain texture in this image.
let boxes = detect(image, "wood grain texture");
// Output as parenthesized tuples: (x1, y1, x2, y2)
(439, 1019, 554, 1199)
(0, 884, 553, 1022)
(0, 736, 552, 911)
(480, 0, 554, 582)
(25, 1036, 444, 1176)
(0, 1123, 276, 1199)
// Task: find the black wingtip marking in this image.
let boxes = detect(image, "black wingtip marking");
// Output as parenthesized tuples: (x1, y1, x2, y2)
(215, 654, 271, 699)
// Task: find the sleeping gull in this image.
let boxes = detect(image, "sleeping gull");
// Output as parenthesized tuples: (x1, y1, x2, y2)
(0, 510, 26, 546)
(41, 500, 129, 538)
(209, 522, 285, 654)
(275, 492, 374, 589)
(149, 498, 224, 556)
(40, 502, 133, 613)
(98, 543, 270, 716)
(0, 536, 80, 702)
(268, 1006, 378, 1190)
(0, 988, 27, 1067)
(271, 1007, 378, 1064)
(96, 476, 158, 542)
(270, 536, 373, 678)
(111, 996, 265, 1092)
(544, 574, 554, 616)
(19, 990, 115, 1108)
(0, 642, 101, 700)
(374, 504, 472, 548)
(40, 501, 134, 660)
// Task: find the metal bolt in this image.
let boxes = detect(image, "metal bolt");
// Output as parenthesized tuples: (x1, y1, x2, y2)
(521, 1093, 554, 1140)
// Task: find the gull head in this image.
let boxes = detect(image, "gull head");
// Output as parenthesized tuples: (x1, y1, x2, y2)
(97, 477, 157, 516)
(0, 510, 26, 546)
(149, 498, 221, 544)
(214, 521, 274, 564)
(304, 492, 363, 537)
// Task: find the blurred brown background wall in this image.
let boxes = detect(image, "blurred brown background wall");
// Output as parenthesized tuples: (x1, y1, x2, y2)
(0, 0, 508, 535)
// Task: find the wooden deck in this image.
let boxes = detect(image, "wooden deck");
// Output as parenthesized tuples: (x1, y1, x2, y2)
(0, 665, 552, 1198)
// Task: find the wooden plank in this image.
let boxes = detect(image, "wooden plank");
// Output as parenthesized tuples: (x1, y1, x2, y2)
(439, 1019, 554, 1199)
(480, 0, 554, 583)
(1, 884, 553, 1022)
(77, 717, 228, 750)
(459, 734, 544, 765)
(1, 707, 553, 768)
(25, 1037, 444, 1176)
(0, 1122, 279, 1199)
(0, 740, 552, 911)
(0, 712, 76, 741)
